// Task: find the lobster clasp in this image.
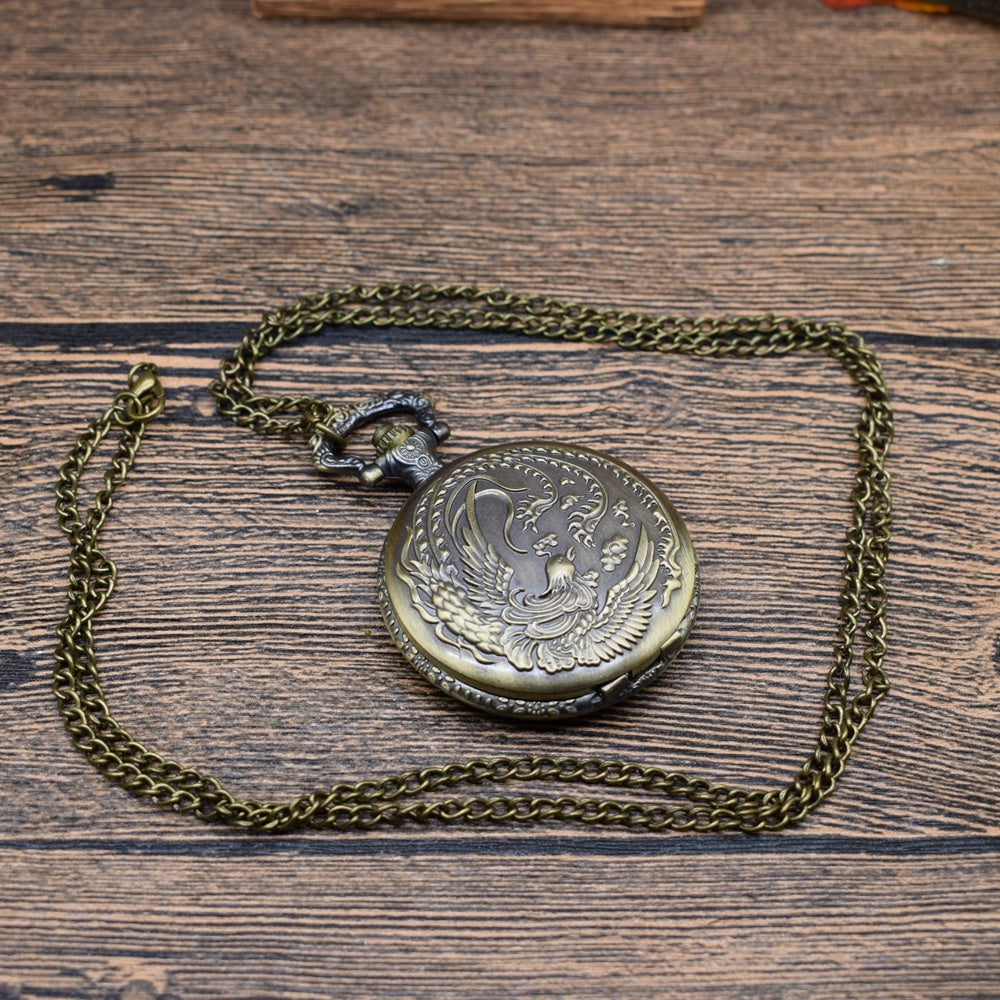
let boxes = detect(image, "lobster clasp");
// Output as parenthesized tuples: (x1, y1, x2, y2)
(310, 390, 449, 490)
(115, 363, 166, 424)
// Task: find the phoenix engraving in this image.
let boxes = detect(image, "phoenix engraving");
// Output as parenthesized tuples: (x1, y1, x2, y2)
(397, 467, 664, 675)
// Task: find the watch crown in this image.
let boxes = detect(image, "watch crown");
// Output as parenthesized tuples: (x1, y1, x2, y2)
(372, 423, 415, 457)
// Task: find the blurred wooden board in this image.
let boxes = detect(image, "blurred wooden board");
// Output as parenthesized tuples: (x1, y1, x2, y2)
(1, 0, 999, 997)
(2, 0, 998, 335)
(252, 0, 706, 27)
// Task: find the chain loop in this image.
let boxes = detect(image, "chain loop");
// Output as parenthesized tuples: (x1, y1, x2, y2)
(54, 283, 893, 832)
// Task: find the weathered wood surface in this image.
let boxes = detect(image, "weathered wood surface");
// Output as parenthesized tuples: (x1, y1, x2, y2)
(1, 0, 999, 997)
(2, 326, 998, 998)
(1, 0, 998, 335)
(2, 848, 997, 999)
(252, 0, 706, 27)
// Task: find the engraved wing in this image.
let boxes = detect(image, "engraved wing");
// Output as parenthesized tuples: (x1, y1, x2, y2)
(458, 528, 515, 612)
(568, 527, 660, 666)
(396, 503, 512, 662)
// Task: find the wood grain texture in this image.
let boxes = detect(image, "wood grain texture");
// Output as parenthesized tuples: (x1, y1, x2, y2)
(0, 0, 998, 335)
(1, 322, 999, 996)
(1, 0, 999, 995)
(251, 0, 705, 27)
(2, 847, 998, 999)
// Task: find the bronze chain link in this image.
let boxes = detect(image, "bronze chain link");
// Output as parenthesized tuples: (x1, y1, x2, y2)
(54, 283, 893, 832)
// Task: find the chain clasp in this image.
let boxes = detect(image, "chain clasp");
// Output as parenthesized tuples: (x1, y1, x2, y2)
(114, 363, 166, 424)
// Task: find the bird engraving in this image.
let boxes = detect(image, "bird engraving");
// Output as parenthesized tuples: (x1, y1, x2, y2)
(397, 474, 662, 674)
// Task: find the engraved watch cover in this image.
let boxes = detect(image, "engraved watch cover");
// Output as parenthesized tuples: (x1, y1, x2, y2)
(379, 442, 698, 718)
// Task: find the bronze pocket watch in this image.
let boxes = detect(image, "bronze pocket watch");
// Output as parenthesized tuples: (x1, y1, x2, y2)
(308, 390, 698, 718)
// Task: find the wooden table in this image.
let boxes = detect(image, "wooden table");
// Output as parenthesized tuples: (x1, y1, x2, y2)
(2, 1, 998, 997)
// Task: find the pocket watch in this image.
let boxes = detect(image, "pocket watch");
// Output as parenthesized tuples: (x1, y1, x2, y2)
(308, 390, 699, 718)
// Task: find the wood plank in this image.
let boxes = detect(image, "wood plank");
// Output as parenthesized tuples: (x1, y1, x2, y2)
(1, 846, 997, 998)
(252, 0, 706, 27)
(0, 0, 997, 335)
(2, 0, 998, 993)
(2, 325, 997, 841)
